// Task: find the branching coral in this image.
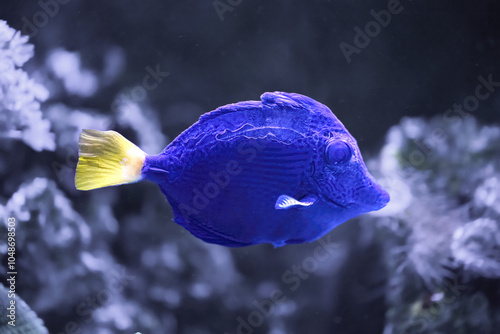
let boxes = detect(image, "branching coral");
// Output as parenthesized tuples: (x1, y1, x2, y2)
(368, 116, 500, 333)
(0, 20, 54, 152)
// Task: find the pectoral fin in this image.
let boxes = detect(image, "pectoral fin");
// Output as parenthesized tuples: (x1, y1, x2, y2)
(275, 194, 318, 210)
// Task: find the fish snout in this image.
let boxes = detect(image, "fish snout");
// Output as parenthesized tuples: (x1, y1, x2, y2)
(356, 179, 390, 211)
(374, 184, 390, 209)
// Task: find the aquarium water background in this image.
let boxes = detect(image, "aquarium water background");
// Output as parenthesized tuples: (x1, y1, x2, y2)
(1, 1, 500, 333)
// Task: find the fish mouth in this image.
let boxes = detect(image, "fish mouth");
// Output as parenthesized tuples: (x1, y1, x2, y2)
(323, 185, 389, 211)
(361, 182, 390, 210)
(378, 189, 390, 206)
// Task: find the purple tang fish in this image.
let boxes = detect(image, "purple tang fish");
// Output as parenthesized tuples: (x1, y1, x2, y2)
(75, 92, 389, 247)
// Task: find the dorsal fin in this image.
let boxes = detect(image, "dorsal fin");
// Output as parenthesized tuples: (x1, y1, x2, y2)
(198, 92, 333, 124)
(198, 100, 261, 123)
(261, 92, 324, 111)
(168, 92, 347, 151)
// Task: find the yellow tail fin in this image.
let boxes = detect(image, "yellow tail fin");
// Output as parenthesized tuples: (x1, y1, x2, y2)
(75, 129, 146, 191)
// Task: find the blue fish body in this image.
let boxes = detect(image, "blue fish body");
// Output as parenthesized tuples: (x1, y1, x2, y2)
(141, 92, 389, 247)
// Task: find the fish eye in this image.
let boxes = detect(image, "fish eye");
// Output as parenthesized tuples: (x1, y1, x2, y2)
(325, 141, 352, 165)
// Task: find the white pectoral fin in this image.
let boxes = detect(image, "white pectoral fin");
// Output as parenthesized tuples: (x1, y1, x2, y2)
(275, 194, 318, 210)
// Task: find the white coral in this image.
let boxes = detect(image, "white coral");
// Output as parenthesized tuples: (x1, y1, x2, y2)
(452, 218, 500, 279)
(0, 20, 54, 151)
(114, 95, 168, 154)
